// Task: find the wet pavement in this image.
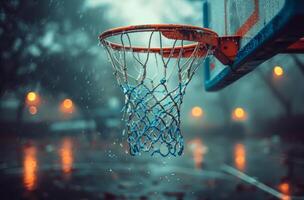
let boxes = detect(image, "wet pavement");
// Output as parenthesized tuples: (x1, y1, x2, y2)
(0, 131, 304, 200)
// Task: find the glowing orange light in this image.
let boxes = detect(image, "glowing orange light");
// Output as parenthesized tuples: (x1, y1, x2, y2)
(273, 66, 284, 77)
(28, 106, 38, 115)
(191, 106, 203, 118)
(234, 143, 246, 171)
(235, 108, 244, 118)
(60, 138, 73, 175)
(23, 146, 38, 191)
(279, 183, 290, 194)
(27, 92, 37, 102)
(60, 98, 74, 114)
(26, 92, 40, 106)
(232, 107, 247, 121)
(63, 99, 73, 109)
(281, 196, 291, 200)
(188, 139, 207, 169)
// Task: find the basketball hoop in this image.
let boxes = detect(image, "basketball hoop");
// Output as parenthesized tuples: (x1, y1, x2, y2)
(99, 24, 238, 156)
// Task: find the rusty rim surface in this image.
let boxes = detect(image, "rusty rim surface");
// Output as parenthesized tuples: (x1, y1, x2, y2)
(99, 24, 219, 54)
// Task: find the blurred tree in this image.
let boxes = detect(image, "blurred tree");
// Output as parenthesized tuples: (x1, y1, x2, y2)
(0, 0, 120, 122)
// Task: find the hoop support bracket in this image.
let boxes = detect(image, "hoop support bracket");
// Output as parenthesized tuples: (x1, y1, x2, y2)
(214, 36, 241, 65)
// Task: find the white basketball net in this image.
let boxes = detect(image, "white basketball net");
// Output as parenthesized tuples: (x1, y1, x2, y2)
(101, 31, 211, 156)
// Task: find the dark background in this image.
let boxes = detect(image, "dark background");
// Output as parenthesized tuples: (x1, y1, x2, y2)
(0, 0, 304, 199)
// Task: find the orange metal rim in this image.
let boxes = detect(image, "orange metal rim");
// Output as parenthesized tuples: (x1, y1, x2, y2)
(99, 24, 219, 54)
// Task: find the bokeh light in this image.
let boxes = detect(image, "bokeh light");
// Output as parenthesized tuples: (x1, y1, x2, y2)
(232, 107, 247, 121)
(60, 98, 74, 114)
(191, 106, 203, 118)
(188, 138, 207, 169)
(23, 146, 38, 191)
(273, 66, 284, 77)
(26, 91, 40, 106)
(60, 138, 73, 175)
(63, 99, 73, 109)
(279, 182, 290, 194)
(234, 143, 246, 171)
(28, 106, 38, 115)
(27, 92, 37, 102)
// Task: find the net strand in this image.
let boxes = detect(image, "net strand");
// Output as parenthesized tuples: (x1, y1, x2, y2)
(101, 30, 211, 156)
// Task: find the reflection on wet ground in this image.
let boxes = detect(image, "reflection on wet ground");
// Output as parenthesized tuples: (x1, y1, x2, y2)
(0, 132, 304, 200)
(234, 143, 246, 171)
(60, 138, 73, 176)
(23, 145, 38, 191)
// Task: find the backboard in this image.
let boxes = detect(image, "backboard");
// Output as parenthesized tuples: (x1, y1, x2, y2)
(204, 0, 304, 91)
(99, 1, 304, 156)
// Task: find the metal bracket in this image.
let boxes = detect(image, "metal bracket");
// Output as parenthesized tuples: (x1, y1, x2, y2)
(214, 36, 241, 65)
